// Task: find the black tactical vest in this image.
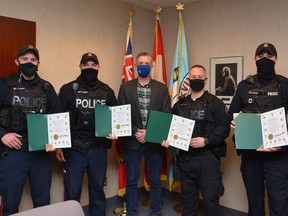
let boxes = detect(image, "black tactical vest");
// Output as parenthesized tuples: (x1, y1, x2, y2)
(0, 76, 50, 151)
(175, 94, 215, 138)
(0, 76, 48, 133)
(70, 83, 108, 131)
(243, 75, 287, 113)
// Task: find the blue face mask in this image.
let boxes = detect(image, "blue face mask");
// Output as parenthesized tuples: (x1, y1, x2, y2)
(137, 65, 150, 77)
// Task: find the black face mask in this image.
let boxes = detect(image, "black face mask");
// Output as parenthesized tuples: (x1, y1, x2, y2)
(81, 68, 98, 83)
(189, 79, 205, 92)
(19, 62, 38, 77)
(256, 57, 276, 81)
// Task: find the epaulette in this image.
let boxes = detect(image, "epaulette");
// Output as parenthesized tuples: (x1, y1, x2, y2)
(245, 75, 255, 84)
(72, 82, 79, 92)
(5, 75, 20, 87)
(178, 95, 186, 103)
(199, 93, 216, 108)
(178, 95, 190, 106)
(274, 74, 288, 84)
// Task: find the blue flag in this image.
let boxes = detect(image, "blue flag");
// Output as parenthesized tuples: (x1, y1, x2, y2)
(168, 12, 189, 192)
(169, 13, 189, 107)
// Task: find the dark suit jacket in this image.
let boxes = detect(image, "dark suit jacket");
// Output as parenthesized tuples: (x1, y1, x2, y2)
(118, 79, 171, 150)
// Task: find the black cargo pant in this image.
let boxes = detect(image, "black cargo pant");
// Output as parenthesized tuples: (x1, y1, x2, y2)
(178, 151, 224, 216)
(241, 151, 288, 216)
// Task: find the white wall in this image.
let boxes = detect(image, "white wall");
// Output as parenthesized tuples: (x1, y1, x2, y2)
(1, 0, 288, 214)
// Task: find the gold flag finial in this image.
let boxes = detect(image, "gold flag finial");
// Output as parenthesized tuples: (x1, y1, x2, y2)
(154, 5, 163, 15)
(176, 2, 184, 11)
(128, 7, 135, 21)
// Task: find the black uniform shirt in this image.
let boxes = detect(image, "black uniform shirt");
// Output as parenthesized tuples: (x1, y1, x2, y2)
(0, 72, 61, 138)
(229, 74, 288, 116)
(172, 91, 230, 149)
(58, 75, 117, 144)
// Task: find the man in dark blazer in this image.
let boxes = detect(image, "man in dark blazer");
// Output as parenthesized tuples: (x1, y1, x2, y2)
(118, 52, 171, 216)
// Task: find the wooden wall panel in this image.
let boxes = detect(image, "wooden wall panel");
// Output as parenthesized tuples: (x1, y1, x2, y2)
(0, 16, 36, 77)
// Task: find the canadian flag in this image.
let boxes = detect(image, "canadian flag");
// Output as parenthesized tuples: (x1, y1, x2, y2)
(117, 18, 135, 197)
(144, 14, 168, 191)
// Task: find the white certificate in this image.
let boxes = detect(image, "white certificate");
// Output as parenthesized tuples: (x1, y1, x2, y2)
(167, 115, 195, 151)
(261, 107, 288, 148)
(111, 104, 132, 137)
(47, 112, 71, 148)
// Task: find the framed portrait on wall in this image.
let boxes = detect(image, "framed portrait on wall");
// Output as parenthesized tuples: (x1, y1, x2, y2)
(210, 56, 243, 104)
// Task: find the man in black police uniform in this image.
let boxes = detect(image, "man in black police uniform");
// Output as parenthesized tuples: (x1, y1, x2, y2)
(229, 42, 288, 216)
(163, 65, 230, 216)
(0, 45, 60, 215)
(54, 52, 117, 216)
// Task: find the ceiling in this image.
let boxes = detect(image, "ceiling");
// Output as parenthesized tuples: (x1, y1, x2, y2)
(119, 0, 198, 10)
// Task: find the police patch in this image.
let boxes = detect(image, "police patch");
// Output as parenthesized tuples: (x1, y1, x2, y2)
(267, 92, 278, 96)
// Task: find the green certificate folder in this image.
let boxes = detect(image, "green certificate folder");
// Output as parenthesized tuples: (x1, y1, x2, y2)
(27, 112, 71, 151)
(95, 104, 131, 137)
(234, 107, 288, 149)
(234, 113, 262, 149)
(95, 105, 112, 137)
(145, 110, 173, 144)
(27, 114, 49, 151)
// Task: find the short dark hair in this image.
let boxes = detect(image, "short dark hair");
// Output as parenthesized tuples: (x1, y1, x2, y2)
(135, 52, 152, 64)
(190, 64, 206, 72)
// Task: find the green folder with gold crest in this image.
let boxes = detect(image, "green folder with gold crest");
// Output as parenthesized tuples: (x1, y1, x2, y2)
(145, 110, 195, 151)
(234, 107, 288, 149)
(27, 112, 71, 151)
(95, 104, 131, 137)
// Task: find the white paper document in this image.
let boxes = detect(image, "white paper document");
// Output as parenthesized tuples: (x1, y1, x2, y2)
(167, 115, 195, 151)
(47, 112, 71, 148)
(261, 107, 288, 148)
(111, 104, 132, 137)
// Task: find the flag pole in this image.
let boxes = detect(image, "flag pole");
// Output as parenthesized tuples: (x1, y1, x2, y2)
(128, 7, 135, 39)
(173, 4, 185, 215)
(154, 5, 162, 81)
(113, 8, 135, 216)
(176, 2, 184, 103)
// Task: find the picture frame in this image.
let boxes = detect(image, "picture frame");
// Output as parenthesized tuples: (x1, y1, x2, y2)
(210, 56, 243, 104)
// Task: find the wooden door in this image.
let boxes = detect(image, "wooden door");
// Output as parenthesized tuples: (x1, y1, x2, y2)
(0, 16, 36, 77)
